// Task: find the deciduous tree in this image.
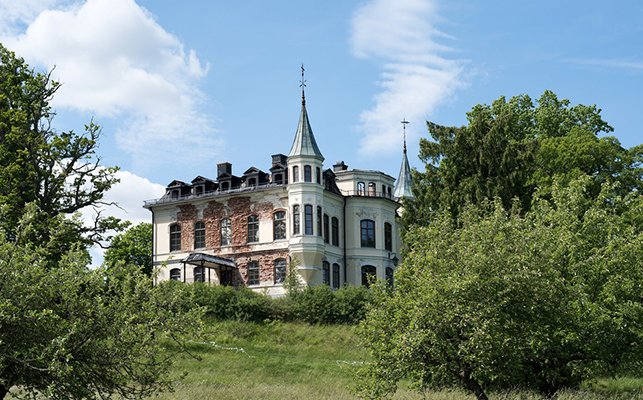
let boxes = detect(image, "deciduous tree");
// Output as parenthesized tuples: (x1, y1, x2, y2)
(104, 222, 153, 275)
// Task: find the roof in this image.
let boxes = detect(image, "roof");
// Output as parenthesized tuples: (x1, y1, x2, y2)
(393, 149, 414, 200)
(182, 252, 236, 269)
(287, 99, 324, 161)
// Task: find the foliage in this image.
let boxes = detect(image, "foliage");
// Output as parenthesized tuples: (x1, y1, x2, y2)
(403, 90, 642, 227)
(356, 177, 643, 399)
(104, 222, 153, 275)
(189, 283, 273, 322)
(0, 207, 203, 400)
(0, 43, 123, 252)
(288, 285, 373, 325)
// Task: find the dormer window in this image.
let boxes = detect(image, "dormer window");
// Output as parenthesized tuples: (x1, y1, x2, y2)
(274, 173, 283, 185)
(194, 185, 204, 196)
(221, 182, 229, 191)
(171, 190, 179, 199)
(247, 177, 256, 187)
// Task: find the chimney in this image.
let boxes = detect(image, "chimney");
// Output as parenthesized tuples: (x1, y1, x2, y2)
(217, 162, 232, 177)
(271, 154, 287, 167)
(333, 161, 348, 172)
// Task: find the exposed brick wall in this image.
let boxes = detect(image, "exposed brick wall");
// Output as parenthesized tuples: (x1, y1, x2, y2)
(234, 249, 289, 286)
(177, 204, 197, 251)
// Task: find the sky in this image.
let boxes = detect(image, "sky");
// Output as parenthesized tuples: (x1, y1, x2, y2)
(1, 0, 642, 262)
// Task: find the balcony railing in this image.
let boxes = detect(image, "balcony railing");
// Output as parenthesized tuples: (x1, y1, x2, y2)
(144, 182, 285, 207)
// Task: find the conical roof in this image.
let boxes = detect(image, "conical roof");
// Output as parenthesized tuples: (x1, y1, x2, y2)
(288, 98, 324, 161)
(394, 141, 414, 200)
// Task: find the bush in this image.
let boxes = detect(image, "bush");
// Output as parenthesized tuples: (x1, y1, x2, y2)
(287, 285, 373, 324)
(189, 284, 272, 322)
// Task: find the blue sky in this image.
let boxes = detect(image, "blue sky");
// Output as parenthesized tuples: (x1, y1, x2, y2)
(1, 0, 642, 229)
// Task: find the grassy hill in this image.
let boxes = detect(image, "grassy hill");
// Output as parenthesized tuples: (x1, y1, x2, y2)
(155, 319, 642, 400)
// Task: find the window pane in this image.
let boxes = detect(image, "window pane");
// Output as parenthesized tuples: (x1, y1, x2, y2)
(361, 265, 376, 287)
(247, 215, 259, 243)
(304, 205, 313, 235)
(170, 268, 181, 281)
(331, 217, 339, 246)
(304, 165, 312, 182)
(273, 211, 286, 240)
(220, 218, 231, 246)
(384, 222, 392, 251)
(386, 267, 394, 287)
(194, 266, 205, 283)
(292, 166, 299, 182)
(357, 182, 365, 196)
(247, 261, 259, 285)
(317, 206, 322, 236)
(274, 259, 287, 284)
(360, 220, 376, 248)
(316, 167, 321, 184)
(332, 263, 340, 289)
(322, 261, 330, 285)
(323, 214, 329, 243)
(368, 182, 376, 196)
(293, 205, 300, 235)
(170, 224, 181, 252)
(194, 221, 206, 249)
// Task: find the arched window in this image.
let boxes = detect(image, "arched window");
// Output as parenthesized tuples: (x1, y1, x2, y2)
(304, 165, 312, 182)
(169, 268, 181, 281)
(220, 218, 231, 246)
(194, 221, 206, 249)
(382, 184, 386, 197)
(304, 205, 313, 235)
(194, 266, 205, 283)
(386, 267, 394, 287)
(332, 263, 340, 289)
(274, 258, 287, 284)
(322, 261, 330, 285)
(273, 211, 286, 240)
(292, 166, 299, 183)
(316, 167, 321, 184)
(292, 205, 300, 235)
(361, 265, 376, 287)
(368, 182, 376, 196)
(247, 215, 259, 243)
(317, 206, 322, 236)
(331, 217, 339, 246)
(169, 224, 181, 252)
(357, 181, 365, 196)
(323, 214, 330, 243)
(247, 261, 259, 285)
(384, 222, 392, 251)
(360, 219, 376, 248)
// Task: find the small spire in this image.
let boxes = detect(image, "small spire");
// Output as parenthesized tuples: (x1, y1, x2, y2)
(300, 64, 307, 105)
(401, 118, 409, 154)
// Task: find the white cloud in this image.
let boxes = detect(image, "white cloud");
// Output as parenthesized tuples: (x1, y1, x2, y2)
(2, 0, 219, 172)
(568, 58, 643, 71)
(350, 0, 465, 156)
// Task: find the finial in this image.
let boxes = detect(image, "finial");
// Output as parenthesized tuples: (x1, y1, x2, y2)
(401, 118, 409, 154)
(300, 64, 307, 105)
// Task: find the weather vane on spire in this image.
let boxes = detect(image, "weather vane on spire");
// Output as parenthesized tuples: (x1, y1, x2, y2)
(300, 64, 307, 104)
(401, 118, 409, 153)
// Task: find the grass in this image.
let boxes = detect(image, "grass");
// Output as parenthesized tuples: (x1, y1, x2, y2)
(155, 319, 643, 400)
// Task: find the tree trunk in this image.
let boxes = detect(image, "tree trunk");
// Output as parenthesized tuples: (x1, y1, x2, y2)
(458, 369, 488, 400)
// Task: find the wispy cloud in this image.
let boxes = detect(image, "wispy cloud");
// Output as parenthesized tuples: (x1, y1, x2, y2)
(1, 0, 220, 173)
(350, 0, 465, 156)
(568, 58, 643, 71)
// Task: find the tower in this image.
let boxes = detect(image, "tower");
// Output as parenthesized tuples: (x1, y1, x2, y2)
(393, 119, 414, 200)
(287, 65, 326, 285)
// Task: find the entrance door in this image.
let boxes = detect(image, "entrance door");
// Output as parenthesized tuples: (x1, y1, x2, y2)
(220, 269, 233, 286)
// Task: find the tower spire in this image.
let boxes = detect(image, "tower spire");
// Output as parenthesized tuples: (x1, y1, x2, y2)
(401, 118, 409, 154)
(394, 118, 414, 200)
(288, 65, 323, 160)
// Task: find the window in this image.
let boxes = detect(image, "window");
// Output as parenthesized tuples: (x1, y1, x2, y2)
(332, 263, 340, 289)
(368, 182, 376, 196)
(221, 182, 229, 191)
(322, 261, 330, 285)
(316, 167, 321, 184)
(382, 184, 386, 197)
(293, 205, 300, 235)
(292, 166, 299, 182)
(357, 181, 365, 195)
(387, 187, 392, 198)
(317, 206, 322, 236)
(304, 205, 313, 235)
(274, 258, 287, 284)
(331, 217, 339, 246)
(195, 185, 204, 196)
(247, 215, 259, 243)
(360, 219, 376, 248)
(194, 221, 206, 249)
(194, 266, 205, 283)
(361, 265, 376, 287)
(323, 214, 329, 243)
(220, 218, 231, 246)
(247, 177, 256, 187)
(304, 165, 312, 182)
(273, 211, 286, 240)
(247, 261, 259, 285)
(274, 173, 283, 185)
(169, 224, 181, 252)
(384, 222, 392, 251)
(386, 267, 394, 287)
(170, 268, 181, 281)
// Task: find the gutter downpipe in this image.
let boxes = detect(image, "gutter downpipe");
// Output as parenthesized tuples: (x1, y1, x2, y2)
(343, 195, 347, 285)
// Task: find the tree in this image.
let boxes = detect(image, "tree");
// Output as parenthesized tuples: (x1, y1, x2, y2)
(104, 222, 153, 275)
(0, 43, 123, 251)
(403, 91, 642, 227)
(356, 178, 643, 399)
(0, 206, 202, 399)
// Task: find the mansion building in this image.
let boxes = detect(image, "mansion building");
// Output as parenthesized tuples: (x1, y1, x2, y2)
(144, 84, 414, 296)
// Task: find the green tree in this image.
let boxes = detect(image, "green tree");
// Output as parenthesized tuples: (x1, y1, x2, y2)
(104, 222, 153, 275)
(0, 43, 122, 251)
(0, 206, 202, 399)
(403, 91, 642, 227)
(356, 178, 643, 399)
